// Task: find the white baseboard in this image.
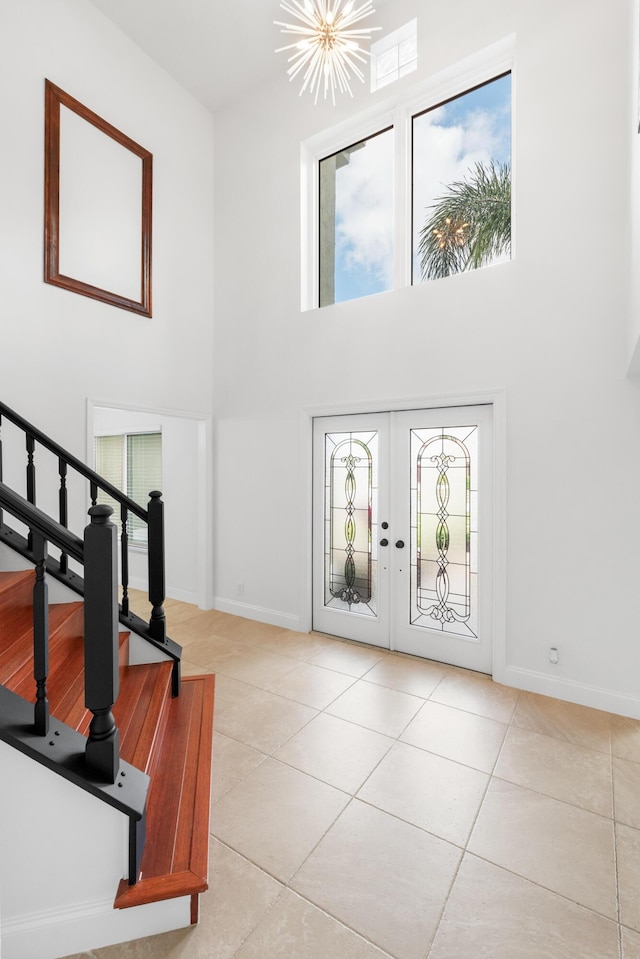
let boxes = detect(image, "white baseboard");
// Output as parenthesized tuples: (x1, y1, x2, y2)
(212, 597, 302, 632)
(496, 663, 640, 720)
(128, 578, 199, 608)
(2, 894, 191, 959)
(166, 585, 200, 606)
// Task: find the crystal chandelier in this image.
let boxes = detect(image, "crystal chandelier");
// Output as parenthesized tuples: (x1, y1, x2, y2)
(275, 0, 381, 104)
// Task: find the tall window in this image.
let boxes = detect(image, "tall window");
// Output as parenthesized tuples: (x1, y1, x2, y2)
(94, 431, 162, 546)
(306, 41, 513, 309)
(319, 128, 394, 307)
(413, 73, 512, 283)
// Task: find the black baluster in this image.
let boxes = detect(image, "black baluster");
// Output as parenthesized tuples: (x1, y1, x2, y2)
(26, 434, 35, 551)
(33, 532, 49, 736)
(147, 491, 166, 644)
(90, 481, 98, 507)
(121, 504, 129, 617)
(59, 458, 68, 574)
(26, 433, 36, 504)
(84, 505, 120, 783)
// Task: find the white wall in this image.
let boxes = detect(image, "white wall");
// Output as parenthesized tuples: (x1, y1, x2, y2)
(212, 0, 640, 715)
(2, 0, 639, 717)
(0, 0, 215, 568)
(629, 0, 640, 372)
(0, 741, 190, 959)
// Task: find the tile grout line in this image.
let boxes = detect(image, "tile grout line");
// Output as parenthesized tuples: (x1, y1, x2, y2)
(255, 794, 407, 959)
(610, 735, 624, 959)
(424, 690, 522, 957)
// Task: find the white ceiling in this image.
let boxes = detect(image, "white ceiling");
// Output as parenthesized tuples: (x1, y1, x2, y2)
(86, 0, 391, 115)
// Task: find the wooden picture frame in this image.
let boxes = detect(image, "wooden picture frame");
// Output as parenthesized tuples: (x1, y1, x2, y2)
(44, 79, 152, 317)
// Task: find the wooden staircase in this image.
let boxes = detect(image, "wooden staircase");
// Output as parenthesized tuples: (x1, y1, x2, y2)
(0, 569, 214, 918)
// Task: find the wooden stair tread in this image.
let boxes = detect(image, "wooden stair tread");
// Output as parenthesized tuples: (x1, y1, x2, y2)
(0, 570, 33, 611)
(52, 632, 131, 731)
(114, 661, 173, 773)
(0, 602, 84, 686)
(114, 673, 215, 909)
(0, 569, 32, 596)
(0, 581, 214, 914)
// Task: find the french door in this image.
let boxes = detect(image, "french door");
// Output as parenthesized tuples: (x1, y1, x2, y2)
(312, 406, 493, 672)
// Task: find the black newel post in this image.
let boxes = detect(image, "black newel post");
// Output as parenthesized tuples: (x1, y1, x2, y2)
(84, 504, 120, 783)
(147, 491, 166, 643)
(32, 531, 49, 736)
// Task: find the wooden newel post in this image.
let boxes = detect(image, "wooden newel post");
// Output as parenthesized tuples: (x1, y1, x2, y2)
(84, 504, 120, 783)
(147, 491, 166, 643)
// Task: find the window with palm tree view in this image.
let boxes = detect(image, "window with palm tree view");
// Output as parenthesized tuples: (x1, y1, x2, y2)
(413, 73, 511, 282)
(318, 71, 511, 306)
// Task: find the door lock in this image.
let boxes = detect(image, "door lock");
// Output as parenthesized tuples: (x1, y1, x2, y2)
(395, 539, 405, 549)
(380, 538, 389, 547)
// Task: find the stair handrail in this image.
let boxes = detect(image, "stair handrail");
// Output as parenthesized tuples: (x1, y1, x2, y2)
(0, 402, 147, 519)
(0, 400, 166, 643)
(0, 480, 83, 561)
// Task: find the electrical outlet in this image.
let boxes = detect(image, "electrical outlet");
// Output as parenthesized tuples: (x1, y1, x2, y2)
(548, 646, 560, 665)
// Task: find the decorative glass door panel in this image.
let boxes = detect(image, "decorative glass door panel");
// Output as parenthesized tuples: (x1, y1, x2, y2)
(410, 425, 478, 638)
(313, 414, 390, 647)
(324, 430, 378, 617)
(313, 406, 492, 670)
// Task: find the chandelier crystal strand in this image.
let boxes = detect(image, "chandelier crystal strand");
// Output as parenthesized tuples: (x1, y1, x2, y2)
(275, 0, 381, 104)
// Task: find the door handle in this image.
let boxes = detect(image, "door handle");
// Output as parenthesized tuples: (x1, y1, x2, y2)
(380, 538, 389, 547)
(395, 540, 405, 549)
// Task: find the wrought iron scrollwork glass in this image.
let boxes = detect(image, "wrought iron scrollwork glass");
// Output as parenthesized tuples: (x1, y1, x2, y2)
(324, 431, 378, 617)
(410, 425, 478, 638)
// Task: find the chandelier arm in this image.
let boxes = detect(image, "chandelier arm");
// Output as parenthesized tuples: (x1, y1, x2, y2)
(274, 23, 324, 35)
(287, 50, 317, 80)
(333, 54, 357, 93)
(278, 0, 321, 27)
(337, 45, 369, 66)
(276, 40, 316, 54)
(287, 43, 322, 79)
(339, 54, 366, 82)
(332, 27, 381, 37)
(299, 47, 326, 95)
(336, 6, 379, 29)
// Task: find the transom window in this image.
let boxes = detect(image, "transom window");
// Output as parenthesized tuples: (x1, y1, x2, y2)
(370, 19, 418, 92)
(309, 41, 513, 310)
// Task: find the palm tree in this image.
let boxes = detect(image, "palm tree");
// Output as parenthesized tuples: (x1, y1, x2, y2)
(418, 160, 511, 281)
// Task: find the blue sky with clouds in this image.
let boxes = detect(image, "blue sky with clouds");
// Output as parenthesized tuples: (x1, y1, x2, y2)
(328, 73, 511, 303)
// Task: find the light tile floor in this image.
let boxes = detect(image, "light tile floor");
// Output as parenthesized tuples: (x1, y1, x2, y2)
(65, 596, 640, 959)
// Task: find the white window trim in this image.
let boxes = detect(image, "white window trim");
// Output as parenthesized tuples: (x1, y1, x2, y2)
(300, 34, 516, 312)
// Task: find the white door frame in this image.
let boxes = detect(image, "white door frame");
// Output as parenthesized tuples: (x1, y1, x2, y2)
(86, 397, 213, 610)
(299, 389, 507, 680)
